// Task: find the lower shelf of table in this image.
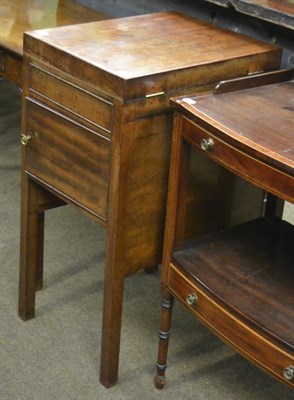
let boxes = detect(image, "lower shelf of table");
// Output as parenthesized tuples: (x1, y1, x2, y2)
(169, 217, 294, 385)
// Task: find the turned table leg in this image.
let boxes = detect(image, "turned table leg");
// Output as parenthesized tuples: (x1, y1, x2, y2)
(154, 294, 174, 389)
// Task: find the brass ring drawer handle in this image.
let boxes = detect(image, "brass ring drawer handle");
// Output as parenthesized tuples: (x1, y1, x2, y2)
(283, 366, 294, 381)
(186, 293, 198, 306)
(21, 134, 31, 146)
(200, 138, 214, 151)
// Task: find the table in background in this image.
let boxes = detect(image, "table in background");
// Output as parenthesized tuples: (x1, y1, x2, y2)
(204, 0, 294, 29)
(0, 0, 107, 86)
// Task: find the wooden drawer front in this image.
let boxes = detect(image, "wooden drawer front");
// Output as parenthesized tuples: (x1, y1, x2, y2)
(0, 48, 22, 87)
(25, 99, 110, 221)
(182, 117, 294, 203)
(29, 64, 113, 135)
(168, 263, 293, 386)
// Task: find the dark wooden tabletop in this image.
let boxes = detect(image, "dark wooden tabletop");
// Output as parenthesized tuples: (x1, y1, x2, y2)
(203, 0, 294, 29)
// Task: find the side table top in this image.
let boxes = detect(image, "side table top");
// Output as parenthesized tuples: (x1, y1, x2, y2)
(172, 70, 294, 174)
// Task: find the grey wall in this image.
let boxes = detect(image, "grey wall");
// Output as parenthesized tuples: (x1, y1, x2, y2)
(77, 0, 293, 68)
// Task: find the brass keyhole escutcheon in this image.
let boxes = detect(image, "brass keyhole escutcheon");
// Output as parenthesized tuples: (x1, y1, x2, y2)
(21, 134, 31, 146)
(186, 293, 198, 306)
(200, 138, 214, 151)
